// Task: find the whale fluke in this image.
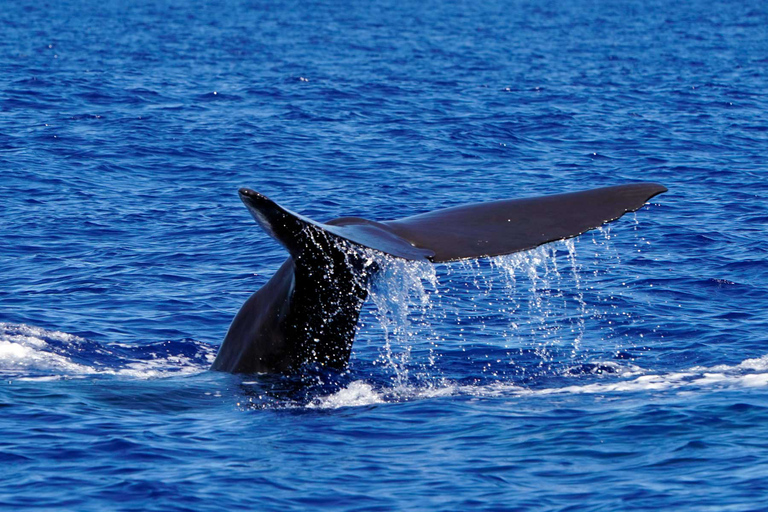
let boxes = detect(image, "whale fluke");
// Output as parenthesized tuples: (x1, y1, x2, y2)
(211, 183, 667, 374)
(383, 183, 667, 262)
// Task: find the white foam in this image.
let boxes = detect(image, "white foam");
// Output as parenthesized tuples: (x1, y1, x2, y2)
(109, 354, 208, 379)
(0, 322, 85, 344)
(455, 357, 768, 398)
(308, 378, 464, 409)
(694, 354, 768, 373)
(0, 323, 84, 373)
(0, 323, 213, 380)
(308, 355, 768, 409)
(308, 381, 384, 409)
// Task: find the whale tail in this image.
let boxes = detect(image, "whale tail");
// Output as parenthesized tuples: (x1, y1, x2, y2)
(238, 182, 667, 263)
(214, 183, 667, 373)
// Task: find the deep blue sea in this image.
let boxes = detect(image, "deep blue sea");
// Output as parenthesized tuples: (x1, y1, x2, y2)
(2, 0, 768, 509)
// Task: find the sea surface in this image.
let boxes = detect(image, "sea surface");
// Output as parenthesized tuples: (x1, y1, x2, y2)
(2, 0, 768, 509)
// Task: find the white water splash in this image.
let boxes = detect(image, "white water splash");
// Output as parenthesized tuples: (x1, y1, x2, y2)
(359, 236, 615, 385)
(365, 251, 439, 388)
(308, 380, 384, 409)
(491, 245, 571, 362)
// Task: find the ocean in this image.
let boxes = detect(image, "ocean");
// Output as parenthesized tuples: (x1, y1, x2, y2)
(2, 0, 768, 509)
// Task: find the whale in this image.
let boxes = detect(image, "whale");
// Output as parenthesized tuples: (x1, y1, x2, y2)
(211, 183, 667, 374)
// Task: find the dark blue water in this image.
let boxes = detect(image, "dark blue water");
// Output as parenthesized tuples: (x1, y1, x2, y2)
(3, 0, 768, 509)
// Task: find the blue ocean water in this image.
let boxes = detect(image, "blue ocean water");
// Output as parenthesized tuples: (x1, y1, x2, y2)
(2, 0, 768, 509)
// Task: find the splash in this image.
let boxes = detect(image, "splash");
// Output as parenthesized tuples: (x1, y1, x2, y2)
(357, 234, 618, 389)
(307, 380, 384, 409)
(363, 251, 438, 389)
